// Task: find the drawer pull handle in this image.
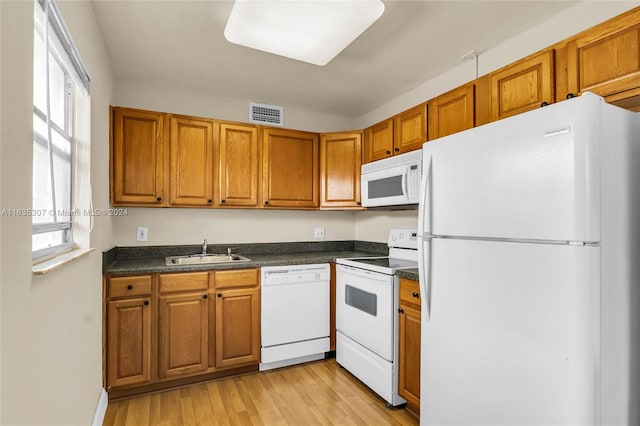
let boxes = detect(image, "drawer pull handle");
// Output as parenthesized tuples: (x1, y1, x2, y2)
(412, 292, 419, 298)
(127, 284, 133, 290)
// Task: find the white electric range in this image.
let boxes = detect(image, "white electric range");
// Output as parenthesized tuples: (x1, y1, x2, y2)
(335, 228, 418, 407)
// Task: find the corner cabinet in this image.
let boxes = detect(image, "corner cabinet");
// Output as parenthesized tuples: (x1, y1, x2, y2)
(398, 277, 421, 416)
(218, 122, 260, 207)
(262, 128, 319, 209)
(168, 116, 215, 207)
(489, 49, 555, 122)
(111, 107, 167, 206)
(320, 132, 362, 209)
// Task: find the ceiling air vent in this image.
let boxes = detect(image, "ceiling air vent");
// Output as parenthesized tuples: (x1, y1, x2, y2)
(249, 102, 284, 126)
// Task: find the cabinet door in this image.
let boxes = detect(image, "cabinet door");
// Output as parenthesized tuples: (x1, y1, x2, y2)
(320, 132, 362, 209)
(489, 50, 554, 121)
(568, 18, 640, 102)
(215, 287, 260, 368)
(394, 103, 426, 154)
(262, 128, 319, 208)
(363, 118, 393, 163)
(169, 116, 214, 206)
(158, 292, 208, 379)
(399, 304, 421, 414)
(107, 297, 152, 389)
(428, 84, 475, 141)
(111, 107, 166, 206)
(219, 122, 259, 207)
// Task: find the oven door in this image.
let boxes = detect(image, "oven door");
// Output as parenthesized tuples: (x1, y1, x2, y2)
(336, 264, 394, 361)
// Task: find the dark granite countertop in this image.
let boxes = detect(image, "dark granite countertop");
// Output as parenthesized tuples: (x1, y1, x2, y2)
(104, 240, 389, 276)
(396, 268, 419, 281)
(105, 250, 385, 275)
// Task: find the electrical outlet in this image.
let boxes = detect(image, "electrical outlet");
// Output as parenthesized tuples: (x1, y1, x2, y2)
(136, 227, 148, 242)
(314, 227, 325, 239)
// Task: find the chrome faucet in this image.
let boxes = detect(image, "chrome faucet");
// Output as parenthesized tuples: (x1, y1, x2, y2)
(202, 239, 208, 255)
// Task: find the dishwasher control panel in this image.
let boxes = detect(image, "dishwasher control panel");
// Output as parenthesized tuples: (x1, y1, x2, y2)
(261, 263, 330, 286)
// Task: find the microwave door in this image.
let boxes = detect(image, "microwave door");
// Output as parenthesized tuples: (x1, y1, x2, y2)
(362, 166, 410, 207)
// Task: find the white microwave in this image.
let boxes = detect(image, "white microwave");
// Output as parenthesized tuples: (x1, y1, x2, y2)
(361, 149, 422, 207)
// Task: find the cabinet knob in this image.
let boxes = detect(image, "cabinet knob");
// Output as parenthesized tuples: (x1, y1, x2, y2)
(566, 93, 576, 99)
(207, 199, 212, 204)
(357, 201, 361, 205)
(217, 293, 222, 298)
(264, 201, 269, 205)
(394, 147, 400, 152)
(540, 101, 549, 108)
(127, 284, 133, 290)
(398, 308, 404, 314)
(412, 292, 419, 298)
(203, 294, 208, 299)
(221, 199, 226, 204)
(386, 150, 391, 155)
(156, 196, 162, 202)
(144, 300, 149, 306)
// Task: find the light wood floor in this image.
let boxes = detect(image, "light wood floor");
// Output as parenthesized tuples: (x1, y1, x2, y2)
(103, 359, 419, 426)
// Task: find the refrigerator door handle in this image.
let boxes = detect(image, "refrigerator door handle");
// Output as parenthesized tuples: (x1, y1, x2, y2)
(418, 153, 432, 238)
(418, 237, 432, 320)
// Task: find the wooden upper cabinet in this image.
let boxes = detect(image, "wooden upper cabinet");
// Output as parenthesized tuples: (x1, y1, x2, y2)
(394, 103, 426, 154)
(364, 118, 394, 163)
(111, 107, 166, 206)
(262, 128, 319, 208)
(489, 50, 555, 121)
(567, 10, 640, 108)
(219, 122, 260, 207)
(169, 116, 214, 207)
(428, 83, 475, 141)
(320, 132, 362, 209)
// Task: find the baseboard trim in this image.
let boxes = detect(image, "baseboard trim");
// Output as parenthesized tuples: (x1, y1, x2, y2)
(92, 388, 108, 426)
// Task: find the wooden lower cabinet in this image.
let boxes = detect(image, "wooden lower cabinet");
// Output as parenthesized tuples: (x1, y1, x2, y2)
(158, 292, 209, 379)
(215, 287, 260, 368)
(398, 278, 421, 416)
(105, 269, 260, 396)
(107, 297, 152, 388)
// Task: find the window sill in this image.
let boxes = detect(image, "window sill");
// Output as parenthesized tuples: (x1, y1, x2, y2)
(32, 247, 95, 275)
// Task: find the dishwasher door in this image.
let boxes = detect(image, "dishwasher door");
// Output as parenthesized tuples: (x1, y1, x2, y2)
(260, 264, 330, 369)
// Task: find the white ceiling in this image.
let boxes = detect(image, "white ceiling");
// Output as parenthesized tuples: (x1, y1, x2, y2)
(91, 0, 579, 118)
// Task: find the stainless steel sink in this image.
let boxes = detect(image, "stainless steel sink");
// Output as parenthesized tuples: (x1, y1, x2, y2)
(165, 253, 251, 266)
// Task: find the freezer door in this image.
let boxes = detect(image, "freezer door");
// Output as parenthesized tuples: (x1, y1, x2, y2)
(421, 238, 599, 426)
(421, 94, 602, 242)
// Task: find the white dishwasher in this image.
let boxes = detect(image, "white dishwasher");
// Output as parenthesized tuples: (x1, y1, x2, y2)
(260, 263, 330, 371)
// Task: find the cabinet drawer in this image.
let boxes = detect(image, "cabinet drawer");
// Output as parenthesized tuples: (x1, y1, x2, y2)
(159, 272, 209, 293)
(214, 269, 259, 289)
(108, 275, 152, 298)
(399, 278, 421, 309)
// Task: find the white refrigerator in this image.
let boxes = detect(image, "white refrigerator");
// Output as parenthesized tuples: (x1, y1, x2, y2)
(417, 93, 640, 425)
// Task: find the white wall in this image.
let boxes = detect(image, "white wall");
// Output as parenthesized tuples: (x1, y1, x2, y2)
(0, 1, 113, 425)
(114, 208, 355, 246)
(353, 1, 640, 240)
(114, 81, 356, 133)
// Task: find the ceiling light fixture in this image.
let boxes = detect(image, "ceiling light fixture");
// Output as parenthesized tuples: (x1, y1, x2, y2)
(224, 0, 385, 66)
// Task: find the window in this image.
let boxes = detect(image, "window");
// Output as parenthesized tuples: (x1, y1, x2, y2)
(32, 0, 91, 261)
